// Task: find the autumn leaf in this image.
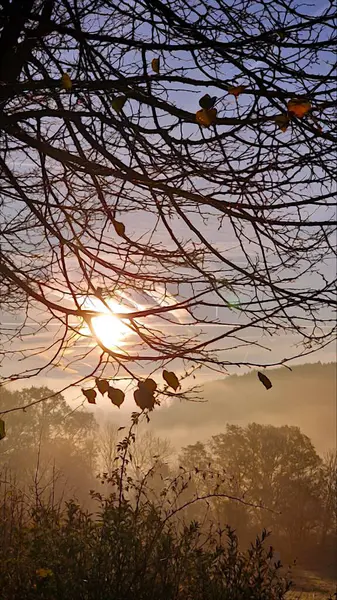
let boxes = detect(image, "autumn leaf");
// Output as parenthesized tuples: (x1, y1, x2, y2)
(112, 219, 126, 237)
(287, 98, 311, 118)
(107, 387, 125, 408)
(257, 371, 272, 390)
(82, 388, 97, 404)
(36, 568, 53, 579)
(142, 378, 157, 393)
(111, 95, 127, 113)
(60, 72, 72, 91)
(228, 85, 246, 98)
(195, 108, 217, 128)
(134, 383, 155, 410)
(151, 57, 160, 74)
(163, 369, 179, 391)
(95, 378, 110, 395)
(0, 419, 5, 441)
(199, 94, 217, 109)
(274, 114, 290, 132)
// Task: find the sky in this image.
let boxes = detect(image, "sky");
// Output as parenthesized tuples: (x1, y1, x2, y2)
(0, 0, 335, 419)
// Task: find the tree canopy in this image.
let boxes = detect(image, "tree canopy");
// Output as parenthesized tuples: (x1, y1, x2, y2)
(0, 0, 336, 403)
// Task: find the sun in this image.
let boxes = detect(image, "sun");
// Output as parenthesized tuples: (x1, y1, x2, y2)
(79, 296, 130, 349)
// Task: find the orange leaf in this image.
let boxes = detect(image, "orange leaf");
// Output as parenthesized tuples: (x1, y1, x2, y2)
(228, 85, 246, 98)
(195, 108, 217, 128)
(151, 58, 160, 74)
(287, 98, 311, 118)
(162, 369, 179, 391)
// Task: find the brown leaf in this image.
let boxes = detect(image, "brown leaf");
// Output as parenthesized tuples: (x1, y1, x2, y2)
(257, 372, 272, 390)
(112, 219, 126, 237)
(142, 378, 157, 393)
(111, 95, 127, 113)
(82, 388, 97, 404)
(151, 57, 160, 74)
(95, 378, 110, 395)
(274, 114, 290, 132)
(163, 369, 179, 391)
(134, 383, 155, 410)
(199, 94, 217, 109)
(107, 387, 125, 408)
(61, 72, 72, 91)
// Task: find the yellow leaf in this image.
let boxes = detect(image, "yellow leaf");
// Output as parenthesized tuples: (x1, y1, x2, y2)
(287, 98, 311, 118)
(257, 371, 272, 390)
(274, 114, 290, 132)
(162, 369, 179, 391)
(95, 378, 110, 395)
(195, 108, 217, 128)
(0, 419, 5, 441)
(107, 387, 125, 408)
(228, 85, 246, 98)
(112, 219, 126, 237)
(111, 96, 127, 113)
(36, 568, 53, 579)
(82, 388, 97, 404)
(60, 72, 72, 91)
(151, 57, 160, 74)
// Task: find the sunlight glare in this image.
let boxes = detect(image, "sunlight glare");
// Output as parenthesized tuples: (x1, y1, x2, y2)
(79, 296, 130, 349)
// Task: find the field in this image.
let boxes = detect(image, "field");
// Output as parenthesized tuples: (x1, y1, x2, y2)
(286, 569, 336, 599)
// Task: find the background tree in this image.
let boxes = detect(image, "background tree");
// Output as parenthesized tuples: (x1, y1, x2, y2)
(0, 0, 336, 408)
(180, 423, 328, 562)
(0, 387, 97, 504)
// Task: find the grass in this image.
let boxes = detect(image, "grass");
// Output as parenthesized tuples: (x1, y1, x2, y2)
(286, 568, 336, 600)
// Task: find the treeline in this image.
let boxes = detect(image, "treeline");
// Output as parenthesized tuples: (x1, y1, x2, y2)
(0, 387, 336, 579)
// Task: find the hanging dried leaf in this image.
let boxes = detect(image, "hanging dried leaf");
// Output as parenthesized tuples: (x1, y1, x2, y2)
(195, 108, 217, 128)
(60, 72, 72, 91)
(112, 219, 126, 237)
(95, 378, 110, 395)
(107, 387, 125, 408)
(82, 388, 97, 404)
(228, 85, 246, 98)
(0, 419, 6, 441)
(199, 94, 217, 109)
(143, 378, 157, 393)
(151, 57, 160, 74)
(111, 95, 127, 113)
(163, 369, 179, 391)
(257, 371, 272, 390)
(274, 114, 290, 132)
(287, 98, 311, 118)
(134, 383, 155, 410)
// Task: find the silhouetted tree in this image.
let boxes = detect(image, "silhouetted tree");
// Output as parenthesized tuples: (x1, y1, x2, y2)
(0, 0, 336, 404)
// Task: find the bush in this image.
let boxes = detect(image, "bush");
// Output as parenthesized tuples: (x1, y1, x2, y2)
(0, 488, 292, 600)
